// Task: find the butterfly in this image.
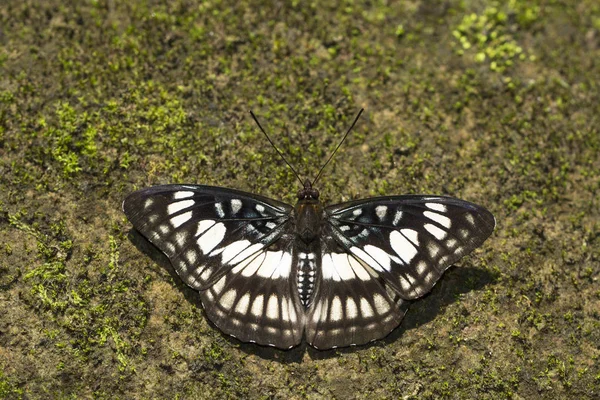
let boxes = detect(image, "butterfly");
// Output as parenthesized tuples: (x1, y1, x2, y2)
(122, 109, 495, 350)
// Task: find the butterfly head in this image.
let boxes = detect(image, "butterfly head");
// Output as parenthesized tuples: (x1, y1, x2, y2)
(297, 179, 320, 200)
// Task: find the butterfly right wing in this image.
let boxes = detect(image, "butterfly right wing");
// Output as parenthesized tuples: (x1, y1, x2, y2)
(306, 195, 495, 349)
(123, 184, 304, 348)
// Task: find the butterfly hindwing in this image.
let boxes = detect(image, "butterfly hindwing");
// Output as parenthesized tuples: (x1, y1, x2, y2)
(305, 231, 407, 349)
(324, 196, 496, 300)
(198, 235, 305, 348)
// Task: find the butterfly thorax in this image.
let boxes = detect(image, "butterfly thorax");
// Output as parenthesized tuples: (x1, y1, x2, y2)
(294, 200, 322, 243)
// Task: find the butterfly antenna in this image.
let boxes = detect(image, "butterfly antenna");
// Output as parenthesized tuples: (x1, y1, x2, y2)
(312, 108, 364, 186)
(250, 111, 305, 187)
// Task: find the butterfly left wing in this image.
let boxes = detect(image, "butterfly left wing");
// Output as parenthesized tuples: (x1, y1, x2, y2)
(123, 184, 304, 349)
(305, 195, 494, 349)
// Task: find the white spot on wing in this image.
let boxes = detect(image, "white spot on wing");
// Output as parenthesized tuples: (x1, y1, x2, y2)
(173, 231, 188, 247)
(239, 252, 266, 277)
(168, 200, 194, 215)
(177, 260, 189, 273)
(266, 294, 279, 319)
(424, 271, 435, 283)
(352, 208, 362, 216)
(331, 253, 355, 280)
(401, 228, 419, 245)
(427, 242, 441, 258)
(375, 205, 387, 220)
(222, 240, 251, 264)
(199, 265, 212, 282)
(220, 289, 237, 310)
(185, 250, 198, 265)
(399, 276, 412, 291)
(229, 243, 263, 265)
(465, 213, 475, 225)
(390, 230, 419, 264)
(349, 246, 384, 273)
(424, 211, 451, 229)
(281, 298, 291, 322)
(312, 301, 324, 323)
(171, 211, 192, 228)
(198, 222, 226, 254)
(211, 275, 226, 295)
(266, 222, 277, 229)
(321, 254, 340, 281)
(373, 293, 390, 314)
(424, 223, 447, 240)
(230, 199, 242, 214)
(330, 296, 343, 322)
(360, 298, 374, 318)
(174, 191, 194, 199)
(256, 251, 283, 278)
(196, 220, 216, 236)
(144, 198, 154, 209)
(393, 210, 403, 225)
(426, 202, 447, 212)
(215, 202, 225, 218)
(346, 298, 358, 319)
(289, 300, 299, 323)
(256, 204, 265, 212)
(230, 253, 257, 274)
(276, 251, 292, 278)
(348, 256, 372, 281)
(364, 245, 392, 271)
(416, 261, 428, 275)
(250, 294, 264, 317)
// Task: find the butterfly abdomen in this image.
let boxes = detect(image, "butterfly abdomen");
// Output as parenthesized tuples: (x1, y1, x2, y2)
(295, 242, 320, 309)
(293, 200, 323, 309)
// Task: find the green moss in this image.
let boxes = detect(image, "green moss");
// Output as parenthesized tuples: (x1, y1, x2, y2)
(1, 0, 599, 397)
(452, 1, 538, 73)
(8, 212, 146, 379)
(0, 368, 23, 400)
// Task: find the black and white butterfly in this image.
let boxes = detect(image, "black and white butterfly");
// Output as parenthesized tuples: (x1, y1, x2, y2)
(123, 110, 495, 349)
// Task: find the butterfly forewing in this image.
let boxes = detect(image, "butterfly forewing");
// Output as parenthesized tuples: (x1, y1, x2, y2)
(324, 196, 496, 300)
(123, 184, 293, 290)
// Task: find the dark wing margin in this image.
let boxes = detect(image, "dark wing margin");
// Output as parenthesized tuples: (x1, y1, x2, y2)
(324, 195, 495, 300)
(122, 184, 303, 349)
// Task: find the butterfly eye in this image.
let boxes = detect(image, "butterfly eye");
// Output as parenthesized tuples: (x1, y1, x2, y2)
(297, 187, 320, 200)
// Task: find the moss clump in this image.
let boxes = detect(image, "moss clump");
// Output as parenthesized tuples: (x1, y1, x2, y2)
(9, 211, 148, 378)
(453, 1, 539, 73)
